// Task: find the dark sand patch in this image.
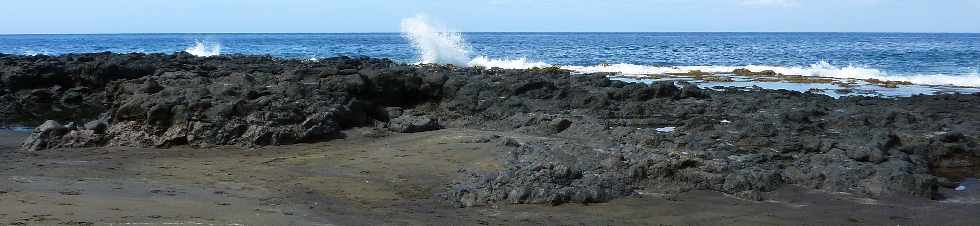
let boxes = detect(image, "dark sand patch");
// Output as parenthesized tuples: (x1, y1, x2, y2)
(3, 129, 979, 226)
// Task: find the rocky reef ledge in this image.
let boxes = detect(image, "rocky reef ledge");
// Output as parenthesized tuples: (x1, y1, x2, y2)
(2, 52, 979, 206)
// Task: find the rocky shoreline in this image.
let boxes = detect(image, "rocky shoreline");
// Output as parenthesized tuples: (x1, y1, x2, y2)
(2, 52, 979, 207)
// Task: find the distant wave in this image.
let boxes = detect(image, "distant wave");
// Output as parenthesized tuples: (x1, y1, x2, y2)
(22, 50, 50, 56)
(184, 41, 221, 57)
(398, 17, 980, 87)
(468, 56, 551, 69)
(400, 15, 550, 69)
(565, 61, 980, 87)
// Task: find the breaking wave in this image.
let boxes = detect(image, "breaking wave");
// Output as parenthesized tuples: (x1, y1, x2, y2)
(184, 41, 221, 57)
(400, 15, 471, 66)
(398, 16, 980, 87)
(564, 61, 980, 87)
(22, 50, 50, 56)
(400, 15, 550, 69)
(468, 56, 551, 69)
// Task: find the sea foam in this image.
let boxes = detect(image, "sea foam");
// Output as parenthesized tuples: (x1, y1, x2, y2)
(400, 15, 471, 66)
(468, 56, 552, 69)
(22, 50, 50, 56)
(399, 16, 980, 87)
(184, 41, 221, 57)
(400, 15, 550, 69)
(565, 62, 980, 87)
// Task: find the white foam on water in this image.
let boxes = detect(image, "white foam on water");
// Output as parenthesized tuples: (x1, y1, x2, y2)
(400, 15, 471, 66)
(184, 41, 221, 57)
(400, 15, 551, 69)
(22, 50, 50, 56)
(890, 73, 980, 87)
(468, 56, 552, 69)
(565, 62, 882, 78)
(565, 61, 980, 87)
(397, 16, 980, 87)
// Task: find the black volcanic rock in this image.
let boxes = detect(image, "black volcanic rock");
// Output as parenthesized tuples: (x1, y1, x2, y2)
(3, 53, 980, 208)
(21, 120, 69, 151)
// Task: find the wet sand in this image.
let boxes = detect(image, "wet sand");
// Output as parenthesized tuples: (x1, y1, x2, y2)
(2, 129, 979, 226)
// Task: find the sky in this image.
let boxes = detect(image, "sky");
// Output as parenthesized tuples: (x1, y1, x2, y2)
(1, 0, 979, 34)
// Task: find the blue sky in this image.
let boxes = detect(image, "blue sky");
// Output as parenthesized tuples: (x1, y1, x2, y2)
(2, 0, 979, 34)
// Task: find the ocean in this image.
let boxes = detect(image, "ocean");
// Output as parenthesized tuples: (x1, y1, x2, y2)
(2, 32, 979, 88)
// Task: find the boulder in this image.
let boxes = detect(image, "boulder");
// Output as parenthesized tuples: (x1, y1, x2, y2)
(388, 114, 442, 133)
(547, 118, 573, 134)
(678, 84, 705, 99)
(733, 68, 779, 76)
(22, 120, 69, 151)
(84, 119, 108, 133)
(652, 82, 680, 98)
(58, 129, 104, 148)
(141, 79, 164, 94)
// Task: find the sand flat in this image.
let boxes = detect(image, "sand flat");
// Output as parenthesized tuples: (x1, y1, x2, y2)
(2, 129, 978, 225)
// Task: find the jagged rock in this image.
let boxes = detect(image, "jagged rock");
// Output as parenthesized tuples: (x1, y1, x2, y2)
(84, 119, 108, 133)
(384, 107, 404, 119)
(21, 120, 69, 151)
(300, 112, 341, 141)
(843, 145, 887, 163)
(652, 82, 680, 98)
(733, 68, 779, 76)
(448, 140, 641, 207)
(142, 79, 164, 94)
(388, 114, 442, 133)
(4, 53, 980, 208)
(547, 118, 572, 133)
(58, 129, 104, 148)
(678, 83, 705, 99)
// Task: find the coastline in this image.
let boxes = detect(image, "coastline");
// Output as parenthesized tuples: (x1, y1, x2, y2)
(2, 52, 980, 225)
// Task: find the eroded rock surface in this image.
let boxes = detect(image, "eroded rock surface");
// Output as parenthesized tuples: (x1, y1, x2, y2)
(3, 53, 979, 207)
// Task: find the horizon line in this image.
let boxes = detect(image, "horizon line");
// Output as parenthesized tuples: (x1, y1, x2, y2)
(3, 31, 980, 35)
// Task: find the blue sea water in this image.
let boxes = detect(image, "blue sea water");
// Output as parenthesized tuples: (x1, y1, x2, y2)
(2, 32, 979, 87)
